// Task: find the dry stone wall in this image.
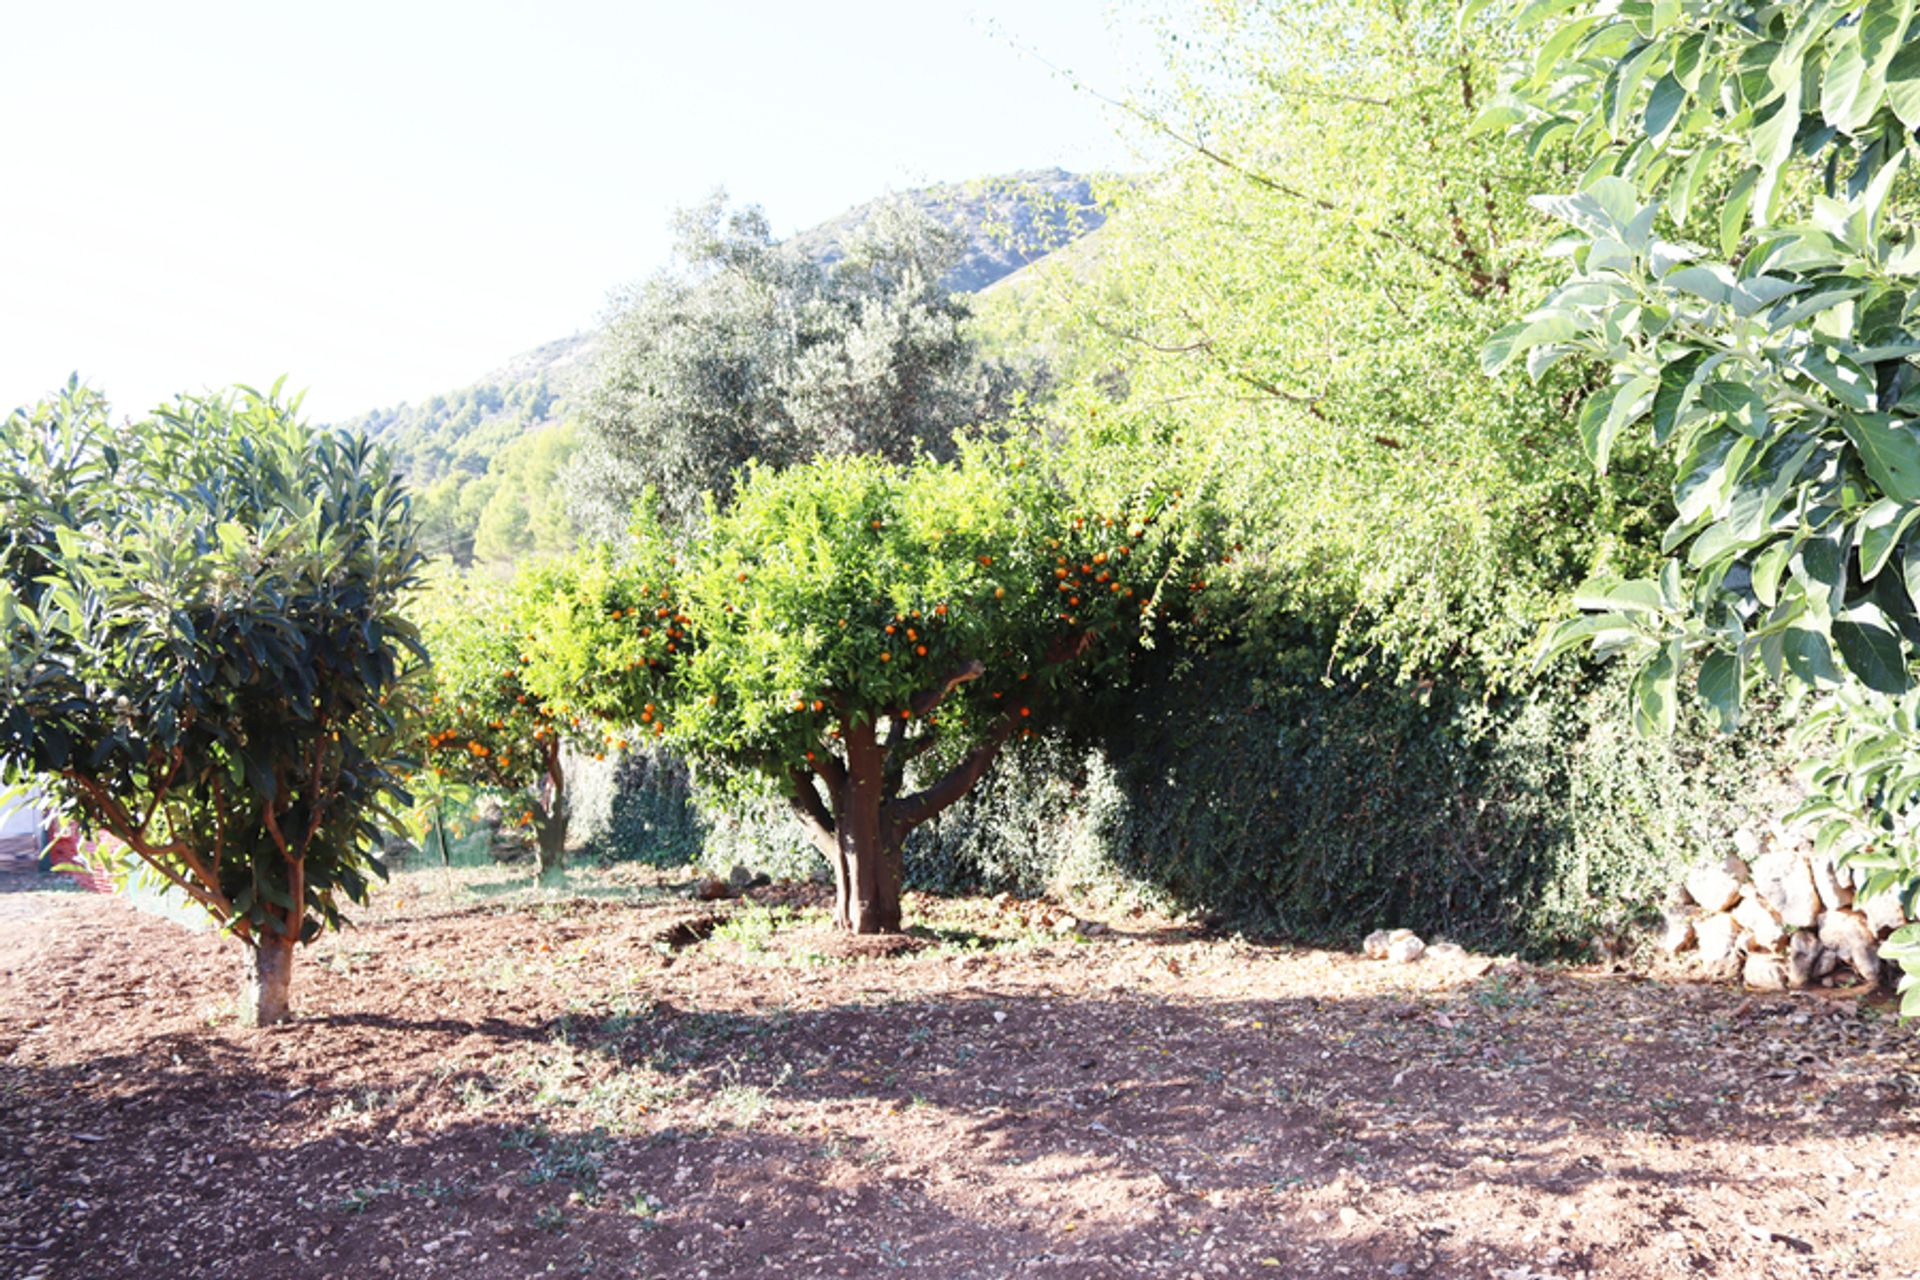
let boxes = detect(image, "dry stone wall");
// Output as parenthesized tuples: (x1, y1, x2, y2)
(1660, 822, 1906, 992)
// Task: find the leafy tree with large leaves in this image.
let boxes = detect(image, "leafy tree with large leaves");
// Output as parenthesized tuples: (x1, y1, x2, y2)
(523, 431, 1218, 932)
(567, 195, 1026, 538)
(1479, 0, 1920, 1006)
(0, 382, 425, 1025)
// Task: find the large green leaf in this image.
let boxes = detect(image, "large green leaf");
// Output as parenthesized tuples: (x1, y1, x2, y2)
(1631, 642, 1680, 737)
(1821, 30, 1869, 129)
(1834, 603, 1910, 693)
(1887, 39, 1920, 126)
(1582, 375, 1655, 472)
(1842, 413, 1920, 501)
(1857, 498, 1920, 579)
(1698, 650, 1744, 732)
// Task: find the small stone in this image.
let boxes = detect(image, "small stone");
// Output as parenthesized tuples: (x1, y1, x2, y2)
(1685, 862, 1744, 913)
(1818, 910, 1881, 986)
(1732, 895, 1787, 951)
(1788, 930, 1823, 990)
(727, 863, 754, 891)
(1363, 929, 1394, 960)
(1750, 852, 1821, 929)
(1810, 854, 1851, 913)
(694, 876, 733, 901)
(1427, 940, 1469, 962)
(1743, 953, 1789, 991)
(1861, 890, 1908, 936)
(1733, 827, 1763, 860)
(1657, 908, 1695, 955)
(1386, 932, 1425, 964)
(1694, 912, 1740, 967)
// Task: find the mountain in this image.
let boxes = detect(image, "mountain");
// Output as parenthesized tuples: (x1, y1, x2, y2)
(336, 169, 1107, 562)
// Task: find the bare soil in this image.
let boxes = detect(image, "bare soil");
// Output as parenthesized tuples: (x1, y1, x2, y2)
(2, 863, 1918, 1280)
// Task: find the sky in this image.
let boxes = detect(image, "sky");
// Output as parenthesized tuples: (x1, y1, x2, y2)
(0, 2, 1158, 422)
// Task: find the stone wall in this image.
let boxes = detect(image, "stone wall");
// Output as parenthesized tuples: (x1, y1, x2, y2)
(1658, 823, 1907, 991)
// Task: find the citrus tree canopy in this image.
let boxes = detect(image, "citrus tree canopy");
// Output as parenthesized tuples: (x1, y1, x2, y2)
(412, 570, 578, 878)
(521, 434, 1218, 932)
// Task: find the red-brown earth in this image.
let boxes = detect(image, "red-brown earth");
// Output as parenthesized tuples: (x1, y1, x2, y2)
(2, 862, 1917, 1279)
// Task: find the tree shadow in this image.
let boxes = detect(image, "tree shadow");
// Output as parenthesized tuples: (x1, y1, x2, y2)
(9, 963, 1914, 1278)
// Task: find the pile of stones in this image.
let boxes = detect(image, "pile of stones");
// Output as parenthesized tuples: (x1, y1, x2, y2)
(1659, 827, 1906, 991)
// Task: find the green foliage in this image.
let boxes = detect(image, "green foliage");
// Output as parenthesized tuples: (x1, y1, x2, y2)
(411, 569, 577, 871)
(567, 748, 707, 868)
(528, 434, 1214, 787)
(0, 381, 423, 970)
(347, 355, 577, 565)
(1483, 0, 1920, 1001)
(978, 0, 1666, 688)
(570, 196, 1031, 536)
(471, 423, 581, 564)
(1068, 651, 1793, 951)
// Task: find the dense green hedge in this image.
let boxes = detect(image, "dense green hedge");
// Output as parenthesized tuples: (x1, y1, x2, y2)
(577, 641, 1799, 956)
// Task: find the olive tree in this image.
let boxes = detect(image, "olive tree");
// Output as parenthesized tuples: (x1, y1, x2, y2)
(524, 433, 1216, 932)
(567, 195, 1026, 537)
(1479, 0, 1920, 1003)
(0, 382, 424, 1025)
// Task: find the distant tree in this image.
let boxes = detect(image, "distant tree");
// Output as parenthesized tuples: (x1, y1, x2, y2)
(0, 382, 424, 1026)
(472, 422, 581, 564)
(567, 194, 1028, 537)
(412, 571, 576, 879)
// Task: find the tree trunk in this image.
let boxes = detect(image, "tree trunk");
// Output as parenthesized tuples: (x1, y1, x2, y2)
(832, 721, 903, 933)
(533, 743, 569, 882)
(534, 809, 568, 881)
(241, 929, 296, 1027)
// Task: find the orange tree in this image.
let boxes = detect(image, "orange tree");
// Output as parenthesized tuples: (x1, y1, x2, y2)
(411, 571, 582, 878)
(0, 383, 423, 1025)
(519, 430, 1219, 932)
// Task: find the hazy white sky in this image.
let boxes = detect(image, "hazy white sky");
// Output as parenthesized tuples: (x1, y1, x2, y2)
(0, 2, 1155, 422)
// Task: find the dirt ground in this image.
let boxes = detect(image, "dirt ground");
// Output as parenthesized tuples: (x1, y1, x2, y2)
(2, 862, 1918, 1280)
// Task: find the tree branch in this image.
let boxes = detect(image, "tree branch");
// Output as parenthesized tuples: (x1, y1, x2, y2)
(885, 718, 1017, 833)
(60, 770, 238, 933)
(786, 769, 839, 862)
(910, 660, 985, 719)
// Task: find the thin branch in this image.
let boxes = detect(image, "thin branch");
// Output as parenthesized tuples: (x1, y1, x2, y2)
(788, 769, 837, 838)
(909, 661, 986, 720)
(60, 770, 238, 932)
